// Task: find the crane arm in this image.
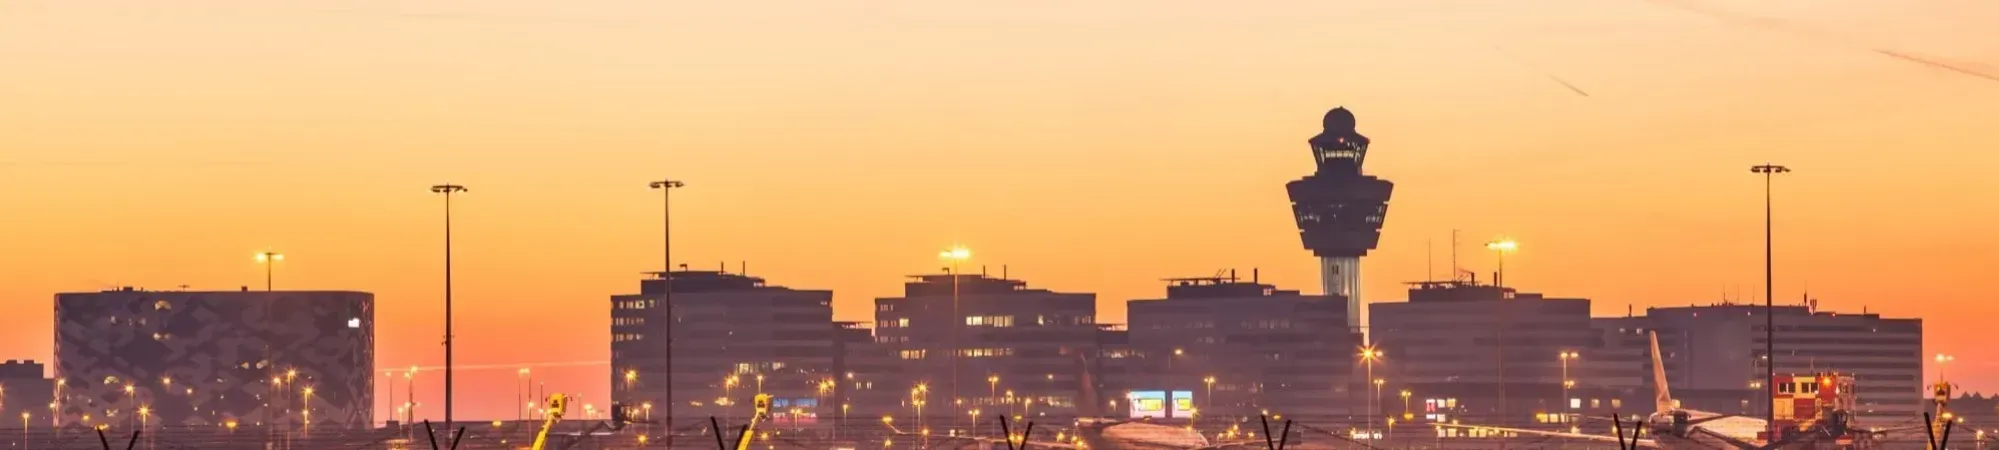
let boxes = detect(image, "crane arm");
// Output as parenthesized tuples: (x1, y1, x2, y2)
(732, 394, 774, 450)
(529, 394, 570, 450)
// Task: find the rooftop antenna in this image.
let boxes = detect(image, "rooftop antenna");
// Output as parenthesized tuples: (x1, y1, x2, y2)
(1451, 229, 1460, 281)
(982, 265, 988, 277)
(740, 261, 747, 276)
(1427, 239, 1434, 281)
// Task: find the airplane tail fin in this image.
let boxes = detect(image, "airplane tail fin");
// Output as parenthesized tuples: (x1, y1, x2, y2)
(1649, 331, 1674, 413)
(1069, 347, 1105, 418)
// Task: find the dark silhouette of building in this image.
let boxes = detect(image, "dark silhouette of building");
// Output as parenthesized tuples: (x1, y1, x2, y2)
(1370, 281, 1595, 427)
(873, 273, 1098, 422)
(1606, 303, 1922, 426)
(610, 270, 836, 426)
(833, 321, 900, 429)
(54, 288, 374, 429)
(1286, 107, 1394, 331)
(1, 360, 55, 427)
(1124, 271, 1360, 421)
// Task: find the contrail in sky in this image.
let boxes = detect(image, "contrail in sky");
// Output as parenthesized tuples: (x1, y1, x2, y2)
(1494, 47, 1592, 97)
(1637, 0, 1999, 85)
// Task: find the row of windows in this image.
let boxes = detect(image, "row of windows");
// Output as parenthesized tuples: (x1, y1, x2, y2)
(959, 348, 1014, 358)
(615, 300, 657, 310)
(899, 350, 926, 360)
(966, 316, 1014, 327)
(613, 317, 647, 326)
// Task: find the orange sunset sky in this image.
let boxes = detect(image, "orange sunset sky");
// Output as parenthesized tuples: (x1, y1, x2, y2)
(3, 0, 1997, 422)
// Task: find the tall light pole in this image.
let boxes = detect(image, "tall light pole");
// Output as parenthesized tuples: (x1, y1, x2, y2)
(1359, 346, 1382, 436)
(1559, 351, 1579, 416)
(1486, 238, 1518, 434)
(1750, 163, 1787, 434)
(648, 178, 684, 447)
(429, 183, 467, 437)
(1484, 240, 1517, 289)
(939, 246, 971, 428)
(255, 252, 284, 291)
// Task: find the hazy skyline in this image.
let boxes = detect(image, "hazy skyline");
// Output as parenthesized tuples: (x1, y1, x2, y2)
(4, 0, 1997, 421)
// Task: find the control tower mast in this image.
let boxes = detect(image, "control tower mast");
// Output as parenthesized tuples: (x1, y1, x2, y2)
(1285, 107, 1394, 331)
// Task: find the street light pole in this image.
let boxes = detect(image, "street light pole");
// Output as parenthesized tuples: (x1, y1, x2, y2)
(255, 252, 284, 291)
(940, 246, 971, 430)
(429, 183, 467, 439)
(1750, 164, 1788, 436)
(648, 178, 685, 448)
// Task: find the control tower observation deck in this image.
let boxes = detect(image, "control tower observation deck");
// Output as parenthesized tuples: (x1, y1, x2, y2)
(1285, 107, 1394, 331)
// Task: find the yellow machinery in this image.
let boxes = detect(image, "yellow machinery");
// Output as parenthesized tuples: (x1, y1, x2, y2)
(529, 393, 570, 450)
(728, 394, 774, 450)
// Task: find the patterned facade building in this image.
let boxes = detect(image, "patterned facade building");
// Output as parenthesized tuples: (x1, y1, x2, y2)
(54, 288, 374, 429)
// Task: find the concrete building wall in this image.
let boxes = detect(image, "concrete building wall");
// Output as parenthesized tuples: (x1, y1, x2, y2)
(610, 271, 836, 424)
(1125, 278, 1359, 421)
(0, 360, 55, 428)
(1370, 282, 1595, 427)
(54, 289, 374, 429)
(874, 274, 1098, 423)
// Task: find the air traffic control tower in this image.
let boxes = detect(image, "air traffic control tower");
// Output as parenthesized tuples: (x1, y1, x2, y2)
(1286, 107, 1393, 331)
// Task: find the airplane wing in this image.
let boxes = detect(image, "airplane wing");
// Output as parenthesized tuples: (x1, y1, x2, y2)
(1432, 422, 1660, 448)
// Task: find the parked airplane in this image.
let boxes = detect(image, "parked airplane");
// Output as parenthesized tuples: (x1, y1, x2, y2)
(1434, 331, 1920, 449)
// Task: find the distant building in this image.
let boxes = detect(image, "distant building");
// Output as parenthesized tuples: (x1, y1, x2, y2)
(873, 273, 1098, 422)
(1125, 272, 1360, 421)
(834, 321, 900, 428)
(610, 270, 836, 425)
(1, 360, 55, 427)
(1625, 303, 1922, 426)
(54, 288, 374, 429)
(1370, 281, 1597, 427)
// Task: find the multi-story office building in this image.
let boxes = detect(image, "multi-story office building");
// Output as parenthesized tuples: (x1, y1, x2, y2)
(1, 360, 55, 427)
(54, 288, 374, 429)
(1630, 303, 1922, 426)
(1369, 281, 1596, 427)
(834, 321, 901, 428)
(873, 273, 1098, 423)
(610, 270, 836, 426)
(1125, 273, 1359, 421)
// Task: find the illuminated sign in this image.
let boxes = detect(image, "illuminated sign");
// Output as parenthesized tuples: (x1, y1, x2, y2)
(1170, 391, 1195, 418)
(1128, 391, 1167, 418)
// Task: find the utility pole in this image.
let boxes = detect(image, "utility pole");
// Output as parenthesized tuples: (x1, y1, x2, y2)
(648, 179, 685, 448)
(1750, 164, 1789, 439)
(429, 183, 468, 441)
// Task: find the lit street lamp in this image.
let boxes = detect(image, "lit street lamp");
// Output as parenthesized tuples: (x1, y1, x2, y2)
(1559, 351, 1580, 415)
(1359, 346, 1383, 436)
(254, 251, 284, 291)
(940, 246, 971, 425)
(1485, 240, 1517, 289)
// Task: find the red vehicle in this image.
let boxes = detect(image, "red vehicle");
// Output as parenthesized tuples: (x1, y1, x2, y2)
(1759, 372, 1858, 445)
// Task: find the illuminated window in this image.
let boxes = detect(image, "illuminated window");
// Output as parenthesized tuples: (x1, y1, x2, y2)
(1611, 399, 1622, 409)
(957, 348, 1014, 358)
(899, 350, 926, 360)
(898, 318, 909, 327)
(154, 300, 171, 311)
(966, 316, 1013, 327)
